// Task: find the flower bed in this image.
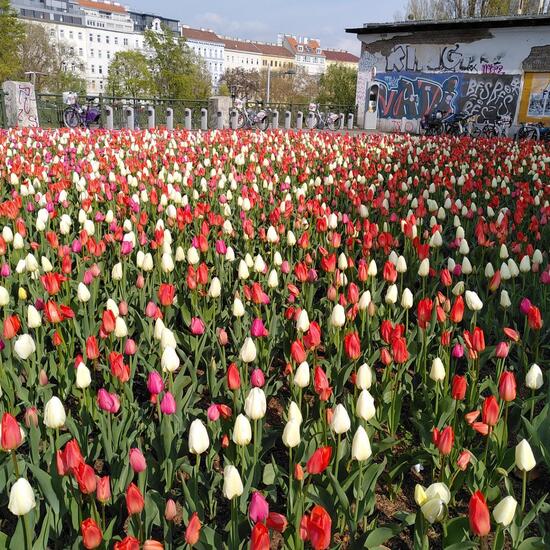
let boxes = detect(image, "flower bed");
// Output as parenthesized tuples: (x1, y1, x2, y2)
(0, 128, 548, 549)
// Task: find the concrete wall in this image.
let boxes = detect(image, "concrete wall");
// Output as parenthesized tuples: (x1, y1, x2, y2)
(354, 25, 550, 131)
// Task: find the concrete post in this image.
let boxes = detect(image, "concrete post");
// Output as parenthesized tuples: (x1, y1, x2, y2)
(184, 108, 192, 130)
(339, 113, 345, 130)
(347, 113, 354, 130)
(230, 109, 238, 129)
(147, 105, 155, 129)
(284, 111, 291, 130)
(125, 106, 134, 130)
(271, 110, 279, 130)
(296, 111, 303, 130)
(104, 105, 114, 130)
(166, 108, 174, 131)
(200, 108, 208, 130)
(216, 110, 223, 129)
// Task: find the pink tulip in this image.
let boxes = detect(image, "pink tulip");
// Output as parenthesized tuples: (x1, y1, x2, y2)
(145, 302, 159, 318)
(215, 240, 227, 254)
(124, 339, 137, 355)
(520, 298, 532, 315)
(90, 264, 101, 277)
(118, 301, 128, 316)
(97, 389, 119, 414)
(207, 404, 220, 421)
(217, 328, 228, 346)
(83, 271, 93, 285)
(129, 448, 147, 473)
(249, 491, 269, 523)
(495, 341, 509, 358)
(160, 392, 176, 415)
(452, 344, 464, 358)
(147, 372, 164, 395)
(281, 261, 290, 274)
(72, 239, 82, 253)
(251, 318, 268, 338)
(250, 368, 265, 388)
(190, 317, 205, 335)
(0, 264, 10, 277)
(136, 274, 145, 289)
(121, 241, 133, 255)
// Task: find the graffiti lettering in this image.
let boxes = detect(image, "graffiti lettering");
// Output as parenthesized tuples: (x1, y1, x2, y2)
(385, 45, 420, 72)
(375, 72, 461, 120)
(15, 84, 39, 127)
(481, 63, 504, 75)
(458, 75, 520, 122)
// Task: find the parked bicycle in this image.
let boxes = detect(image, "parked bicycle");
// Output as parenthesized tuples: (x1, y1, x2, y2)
(62, 92, 101, 128)
(421, 110, 447, 136)
(515, 122, 550, 142)
(306, 103, 343, 131)
(234, 99, 271, 131)
(477, 114, 512, 138)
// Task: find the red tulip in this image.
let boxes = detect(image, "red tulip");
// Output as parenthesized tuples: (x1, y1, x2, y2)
(290, 340, 307, 363)
(451, 375, 467, 401)
(306, 446, 332, 475)
(380, 347, 393, 366)
(1, 413, 21, 450)
(81, 518, 103, 549)
(3, 315, 21, 339)
(498, 371, 516, 402)
(391, 336, 409, 363)
(440, 269, 452, 287)
(41, 272, 66, 295)
(382, 261, 397, 283)
(303, 505, 332, 549)
(303, 322, 321, 350)
(63, 438, 84, 472)
(129, 448, 147, 473)
(449, 296, 464, 323)
(417, 298, 433, 330)
(74, 463, 97, 494)
(227, 363, 241, 390)
(266, 512, 288, 532)
(158, 283, 175, 306)
(495, 341, 509, 358)
(457, 450, 472, 471)
(126, 483, 144, 515)
(435, 426, 454, 455)
(86, 336, 100, 360)
(527, 305, 543, 330)
(469, 491, 490, 537)
(101, 309, 116, 333)
(250, 522, 270, 550)
(481, 396, 499, 426)
(185, 512, 201, 545)
(114, 537, 140, 550)
(472, 327, 485, 352)
(96, 475, 111, 503)
(313, 366, 332, 401)
(344, 331, 361, 360)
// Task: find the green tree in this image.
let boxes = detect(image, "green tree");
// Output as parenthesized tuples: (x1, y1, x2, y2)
(106, 50, 155, 98)
(144, 25, 211, 99)
(0, 0, 25, 82)
(317, 64, 357, 107)
(220, 68, 261, 100)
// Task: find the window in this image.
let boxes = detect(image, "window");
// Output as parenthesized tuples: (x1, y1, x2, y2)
(97, 34, 101, 42)
(69, 31, 73, 39)
(91, 65, 95, 73)
(106, 36, 110, 44)
(50, 29, 55, 37)
(123, 38, 128, 46)
(100, 81, 104, 90)
(114, 37, 118, 45)
(297, 45, 303, 52)
(107, 51, 111, 59)
(135, 39, 139, 47)
(98, 51, 102, 58)
(79, 48, 83, 56)
(90, 48, 94, 57)
(78, 32, 82, 40)
(99, 66, 103, 74)
(89, 33, 93, 41)
(60, 29, 64, 37)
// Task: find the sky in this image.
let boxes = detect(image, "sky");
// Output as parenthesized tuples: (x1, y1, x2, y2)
(126, 0, 408, 54)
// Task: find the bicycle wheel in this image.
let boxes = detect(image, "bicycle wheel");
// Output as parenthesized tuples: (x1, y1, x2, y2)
(236, 111, 246, 129)
(255, 115, 270, 131)
(63, 107, 80, 128)
(305, 113, 317, 130)
(482, 125, 496, 138)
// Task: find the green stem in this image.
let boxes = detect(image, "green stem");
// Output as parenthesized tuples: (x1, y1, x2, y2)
(11, 451, 20, 477)
(521, 470, 527, 512)
(23, 513, 32, 550)
(492, 525, 502, 550)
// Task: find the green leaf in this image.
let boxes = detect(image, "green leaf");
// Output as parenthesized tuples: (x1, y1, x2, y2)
(262, 463, 276, 485)
(327, 470, 350, 511)
(27, 464, 60, 515)
(517, 538, 546, 550)
(365, 525, 402, 548)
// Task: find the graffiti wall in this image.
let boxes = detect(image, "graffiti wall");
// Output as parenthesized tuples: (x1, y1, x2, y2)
(352, 25, 550, 130)
(517, 72, 550, 123)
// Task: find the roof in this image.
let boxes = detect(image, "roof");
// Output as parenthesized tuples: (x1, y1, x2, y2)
(323, 49, 359, 62)
(283, 35, 324, 56)
(346, 14, 550, 34)
(77, 0, 127, 14)
(181, 27, 224, 44)
(222, 37, 262, 54)
(254, 43, 293, 58)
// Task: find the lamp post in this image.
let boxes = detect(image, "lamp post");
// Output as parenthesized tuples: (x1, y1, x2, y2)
(266, 67, 296, 104)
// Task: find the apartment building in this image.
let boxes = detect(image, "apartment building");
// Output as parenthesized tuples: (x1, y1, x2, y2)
(323, 49, 359, 69)
(181, 27, 225, 90)
(278, 34, 326, 75)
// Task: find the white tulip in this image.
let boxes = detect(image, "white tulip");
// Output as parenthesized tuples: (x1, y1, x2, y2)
(0, 286, 9, 306)
(358, 291, 371, 311)
(238, 260, 249, 280)
(352, 426, 372, 461)
(418, 258, 430, 277)
(240, 337, 257, 363)
(429, 358, 446, 382)
(232, 297, 245, 317)
(294, 362, 310, 388)
(209, 277, 221, 298)
(187, 247, 199, 265)
(500, 289, 511, 308)
(356, 363, 373, 390)
(244, 387, 266, 420)
(161, 346, 180, 373)
(296, 310, 310, 332)
(282, 420, 301, 448)
(331, 404, 351, 434)
(77, 283, 91, 302)
(223, 465, 243, 499)
(401, 288, 413, 309)
(8, 478, 36, 516)
(232, 414, 252, 446)
(13, 334, 36, 360)
(27, 305, 42, 329)
(43, 396, 66, 429)
(111, 262, 123, 281)
(525, 364, 543, 390)
(465, 290, 483, 311)
(75, 363, 91, 389)
(330, 304, 346, 328)
(515, 439, 536, 472)
(188, 419, 210, 455)
(493, 496, 517, 527)
(356, 390, 376, 421)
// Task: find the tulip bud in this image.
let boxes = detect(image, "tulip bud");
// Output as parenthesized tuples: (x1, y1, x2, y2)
(429, 358, 445, 382)
(223, 465, 243, 499)
(239, 337, 257, 363)
(351, 426, 372, 461)
(76, 363, 91, 389)
(161, 346, 180, 373)
(356, 390, 376, 421)
(385, 284, 398, 304)
(525, 363, 543, 390)
(418, 258, 430, 277)
(188, 419, 210, 455)
(165, 499, 177, 521)
(401, 288, 413, 309)
(294, 361, 310, 388)
(493, 495, 517, 527)
(244, 388, 266, 420)
(330, 404, 351, 434)
(77, 283, 91, 303)
(330, 304, 345, 328)
(13, 334, 36, 360)
(282, 420, 301, 448)
(355, 363, 373, 390)
(8, 478, 36, 516)
(515, 439, 536, 472)
(129, 448, 147, 473)
(233, 414, 252, 446)
(43, 396, 66, 429)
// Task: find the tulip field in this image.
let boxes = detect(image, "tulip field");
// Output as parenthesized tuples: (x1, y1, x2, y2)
(0, 127, 549, 550)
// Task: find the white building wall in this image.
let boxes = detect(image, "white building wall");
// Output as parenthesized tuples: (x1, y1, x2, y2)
(186, 39, 225, 89)
(224, 50, 262, 72)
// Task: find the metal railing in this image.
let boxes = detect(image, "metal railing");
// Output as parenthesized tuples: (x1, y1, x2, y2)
(0, 91, 356, 130)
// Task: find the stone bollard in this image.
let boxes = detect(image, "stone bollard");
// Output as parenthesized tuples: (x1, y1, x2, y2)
(166, 108, 174, 131)
(184, 108, 192, 130)
(216, 110, 223, 129)
(284, 111, 291, 130)
(271, 110, 279, 130)
(339, 113, 345, 130)
(296, 111, 303, 130)
(347, 113, 354, 130)
(104, 105, 114, 130)
(200, 108, 208, 130)
(230, 109, 238, 129)
(147, 105, 155, 129)
(125, 106, 134, 130)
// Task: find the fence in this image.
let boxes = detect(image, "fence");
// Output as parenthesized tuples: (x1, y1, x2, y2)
(0, 91, 356, 131)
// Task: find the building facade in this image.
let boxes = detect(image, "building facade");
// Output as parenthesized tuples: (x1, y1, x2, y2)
(221, 38, 263, 72)
(347, 15, 550, 132)
(323, 49, 359, 70)
(181, 27, 225, 90)
(278, 34, 326, 75)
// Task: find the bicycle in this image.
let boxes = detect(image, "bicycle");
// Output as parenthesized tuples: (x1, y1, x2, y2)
(478, 115, 512, 138)
(515, 122, 550, 142)
(62, 92, 101, 128)
(234, 99, 271, 131)
(306, 103, 343, 131)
